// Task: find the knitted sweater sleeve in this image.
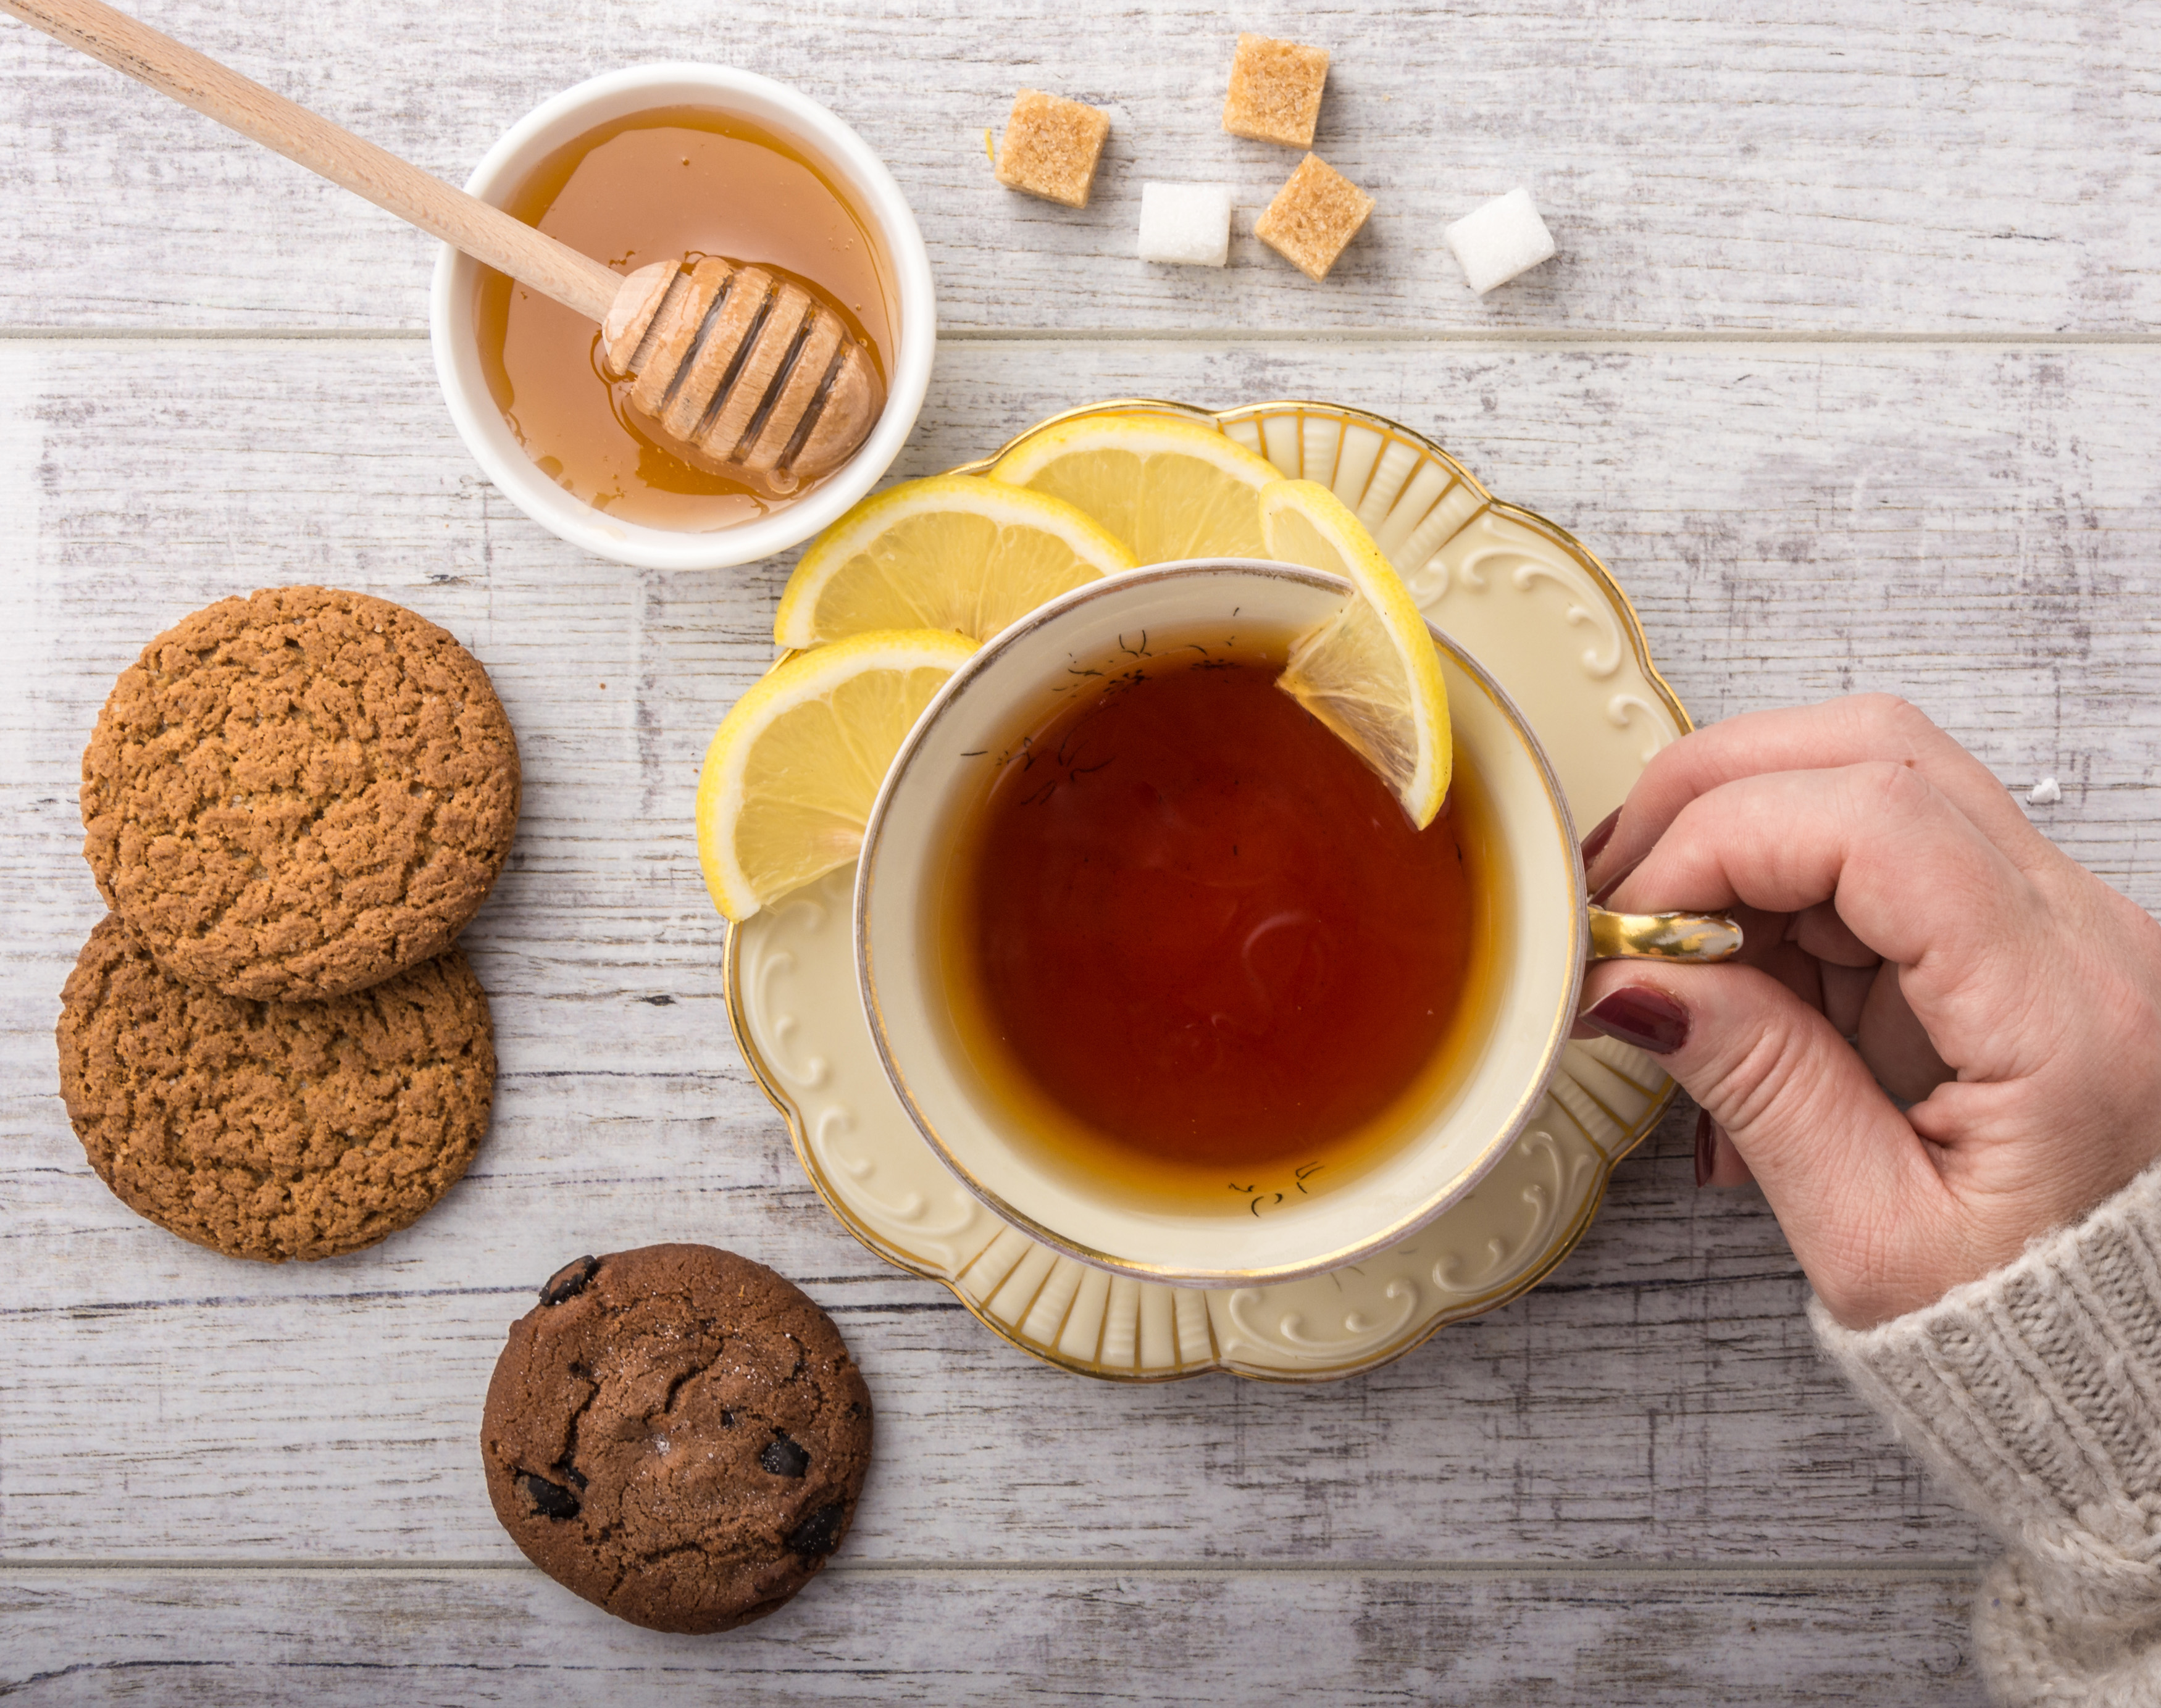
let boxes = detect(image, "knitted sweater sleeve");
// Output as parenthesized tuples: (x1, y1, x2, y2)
(1812, 1164, 2161, 1706)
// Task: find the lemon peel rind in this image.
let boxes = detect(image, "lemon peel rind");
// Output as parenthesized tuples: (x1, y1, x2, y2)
(696, 628, 979, 922)
(984, 410, 1283, 491)
(984, 412, 1282, 564)
(774, 475, 1136, 649)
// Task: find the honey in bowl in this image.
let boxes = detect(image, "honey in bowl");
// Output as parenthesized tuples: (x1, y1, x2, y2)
(940, 634, 1500, 1209)
(475, 107, 897, 532)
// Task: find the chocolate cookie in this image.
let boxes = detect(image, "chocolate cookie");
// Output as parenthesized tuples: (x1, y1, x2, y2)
(482, 1244, 874, 1633)
(82, 586, 520, 1002)
(56, 914, 495, 1262)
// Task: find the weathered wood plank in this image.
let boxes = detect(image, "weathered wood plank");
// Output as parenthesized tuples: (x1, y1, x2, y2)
(4, 336, 2153, 1570)
(0, 0, 2155, 333)
(0, 1565, 1988, 1705)
(0, 1160, 1976, 1561)
(4, 338, 2154, 898)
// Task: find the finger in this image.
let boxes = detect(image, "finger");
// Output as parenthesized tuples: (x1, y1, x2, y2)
(1792, 902, 1878, 969)
(1727, 904, 1796, 971)
(1695, 1109, 1755, 1188)
(1577, 959, 1955, 1326)
(1857, 963, 1955, 1102)
(1724, 905, 1824, 1004)
(1604, 762, 2049, 1068)
(1588, 696, 2046, 896)
(1820, 961, 1875, 1038)
(1756, 936, 1826, 1012)
(1573, 923, 1825, 1039)
(1708, 1128, 1755, 1187)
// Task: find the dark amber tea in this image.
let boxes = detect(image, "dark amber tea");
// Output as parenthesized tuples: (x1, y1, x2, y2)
(943, 639, 1494, 1199)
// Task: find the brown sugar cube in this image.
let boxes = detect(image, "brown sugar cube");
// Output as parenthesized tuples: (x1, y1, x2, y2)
(1254, 154, 1374, 281)
(1222, 33, 1331, 148)
(994, 90, 1111, 209)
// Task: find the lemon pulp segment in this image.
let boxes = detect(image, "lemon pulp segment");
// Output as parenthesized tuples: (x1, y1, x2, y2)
(696, 629, 979, 920)
(775, 475, 1135, 648)
(1262, 479, 1452, 827)
(988, 412, 1278, 564)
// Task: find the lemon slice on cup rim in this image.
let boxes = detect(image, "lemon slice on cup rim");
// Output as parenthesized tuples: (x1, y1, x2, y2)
(696, 628, 979, 922)
(774, 474, 1136, 649)
(1261, 478, 1453, 828)
(987, 410, 1279, 564)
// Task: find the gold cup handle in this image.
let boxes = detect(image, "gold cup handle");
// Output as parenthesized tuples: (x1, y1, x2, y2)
(1588, 904, 1745, 963)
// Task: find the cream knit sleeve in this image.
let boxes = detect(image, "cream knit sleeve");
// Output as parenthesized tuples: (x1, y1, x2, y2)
(1812, 1164, 2161, 1706)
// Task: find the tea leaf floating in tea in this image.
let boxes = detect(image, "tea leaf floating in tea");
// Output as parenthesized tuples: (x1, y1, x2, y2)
(1263, 480, 1453, 827)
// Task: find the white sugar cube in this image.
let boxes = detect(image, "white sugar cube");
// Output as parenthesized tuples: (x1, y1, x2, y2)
(2028, 777, 2062, 804)
(1444, 188, 1557, 294)
(1138, 182, 1234, 267)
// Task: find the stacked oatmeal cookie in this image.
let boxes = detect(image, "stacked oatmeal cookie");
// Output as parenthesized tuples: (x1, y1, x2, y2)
(56, 587, 520, 1262)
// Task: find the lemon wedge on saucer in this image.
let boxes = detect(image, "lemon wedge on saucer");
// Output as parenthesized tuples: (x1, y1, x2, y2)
(775, 475, 1135, 649)
(696, 629, 978, 922)
(1262, 478, 1452, 828)
(988, 412, 1278, 563)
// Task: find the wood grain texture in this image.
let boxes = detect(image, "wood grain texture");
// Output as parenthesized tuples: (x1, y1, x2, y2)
(0, 0, 627, 319)
(0, 1566, 1988, 1705)
(0, 0, 2155, 332)
(3, 333, 2154, 1686)
(0, 1191, 1971, 1562)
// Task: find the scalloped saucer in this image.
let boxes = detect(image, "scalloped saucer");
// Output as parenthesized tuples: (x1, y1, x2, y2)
(724, 399, 1690, 1383)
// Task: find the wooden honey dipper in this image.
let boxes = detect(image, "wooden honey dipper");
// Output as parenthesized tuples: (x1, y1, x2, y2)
(1, 0, 886, 493)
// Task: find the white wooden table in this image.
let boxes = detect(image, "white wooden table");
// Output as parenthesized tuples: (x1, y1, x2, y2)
(3, 2, 2155, 1699)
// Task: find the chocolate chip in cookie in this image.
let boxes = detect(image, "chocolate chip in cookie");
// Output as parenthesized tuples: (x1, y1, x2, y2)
(81, 586, 520, 1002)
(480, 1244, 874, 1633)
(540, 1255, 600, 1307)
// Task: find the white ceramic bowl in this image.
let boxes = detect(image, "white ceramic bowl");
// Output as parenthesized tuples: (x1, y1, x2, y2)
(429, 64, 936, 571)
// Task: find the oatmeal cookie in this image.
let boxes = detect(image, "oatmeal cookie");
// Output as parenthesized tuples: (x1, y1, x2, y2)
(82, 586, 520, 1001)
(56, 913, 496, 1261)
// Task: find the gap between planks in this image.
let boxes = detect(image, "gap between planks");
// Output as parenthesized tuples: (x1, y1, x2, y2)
(0, 325, 2157, 346)
(0, 1559, 1986, 1580)
(0, 1267, 1829, 1319)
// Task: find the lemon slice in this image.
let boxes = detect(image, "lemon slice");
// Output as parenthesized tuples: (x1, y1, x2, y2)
(1262, 479, 1452, 827)
(988, 412, 1279, 564)
(775, 475, 1135, 649)
(696, 629, 978, 922)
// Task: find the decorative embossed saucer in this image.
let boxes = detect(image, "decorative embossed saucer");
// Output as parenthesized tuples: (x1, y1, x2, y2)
(724, 399, 1690, 1382)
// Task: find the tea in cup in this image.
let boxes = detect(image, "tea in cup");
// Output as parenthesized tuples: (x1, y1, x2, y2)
(856, 560, 1736, 1285)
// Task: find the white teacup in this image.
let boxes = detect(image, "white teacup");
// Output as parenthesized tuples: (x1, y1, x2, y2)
(855, 562, 1737, 1286)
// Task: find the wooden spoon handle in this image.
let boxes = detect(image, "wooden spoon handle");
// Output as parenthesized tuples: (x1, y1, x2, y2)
(0, 0, 624, 321)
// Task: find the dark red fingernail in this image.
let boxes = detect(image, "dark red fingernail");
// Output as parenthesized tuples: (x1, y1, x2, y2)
(1582, 987, 1690, 1055)
(1694, 1107, 1716, 1187)
(1581, 806, 1621, 865)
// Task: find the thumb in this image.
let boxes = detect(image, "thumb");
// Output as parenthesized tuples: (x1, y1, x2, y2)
(1577, 959, 1953, 1327)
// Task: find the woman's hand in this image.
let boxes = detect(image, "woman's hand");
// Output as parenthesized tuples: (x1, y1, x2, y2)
(1577, 694, 2161, 1329)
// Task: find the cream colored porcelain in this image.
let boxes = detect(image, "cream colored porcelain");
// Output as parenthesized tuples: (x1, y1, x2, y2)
(856, 562, 1583, 1286)
(725, 399, 1691, 1380)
